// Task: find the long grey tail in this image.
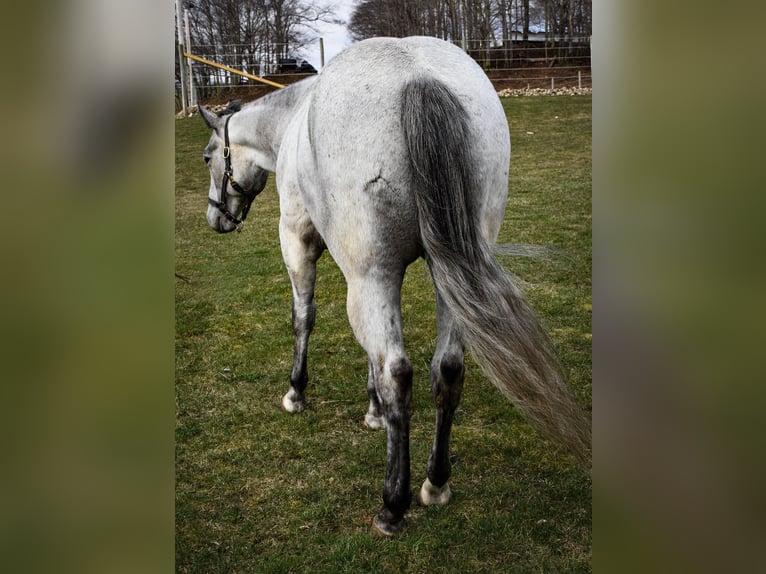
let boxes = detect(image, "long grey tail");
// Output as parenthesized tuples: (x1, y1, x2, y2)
(401, 78, 591, 466)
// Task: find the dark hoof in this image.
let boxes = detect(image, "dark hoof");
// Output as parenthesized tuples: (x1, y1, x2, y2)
(371, 512, 408, 537)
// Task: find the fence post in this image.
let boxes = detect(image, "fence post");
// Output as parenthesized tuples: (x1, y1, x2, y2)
(184, 8, 196, 107)
(578, 70, 582, 89)
(551, 77, 555, 91)
(175, 0, 188, 113)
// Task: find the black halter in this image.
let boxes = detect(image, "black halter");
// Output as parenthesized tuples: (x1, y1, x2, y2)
(208, 114, 263, 232)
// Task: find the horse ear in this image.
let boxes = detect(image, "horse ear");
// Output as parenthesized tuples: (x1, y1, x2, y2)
(199, 105, 221, 130)
(224, 99, 243, 114)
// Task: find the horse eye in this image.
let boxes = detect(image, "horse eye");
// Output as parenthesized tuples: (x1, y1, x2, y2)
(203, 154, 211, 165)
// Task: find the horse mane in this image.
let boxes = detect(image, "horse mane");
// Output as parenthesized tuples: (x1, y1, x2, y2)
(215, 78, 317, 121)
(256, 77, 318, 110)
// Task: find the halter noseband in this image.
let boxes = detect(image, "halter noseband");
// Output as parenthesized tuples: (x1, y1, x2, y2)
(208, 113, 264, 232)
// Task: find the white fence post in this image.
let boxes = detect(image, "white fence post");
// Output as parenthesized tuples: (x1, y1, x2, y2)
(184, 8, 196, 106)
(175, 0, 188, 112)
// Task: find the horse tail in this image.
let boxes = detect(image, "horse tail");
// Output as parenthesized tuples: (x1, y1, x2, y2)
(400, 77, 591, 467)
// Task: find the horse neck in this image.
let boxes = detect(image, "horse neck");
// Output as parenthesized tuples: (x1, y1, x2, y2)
(236, 78, 316, 172)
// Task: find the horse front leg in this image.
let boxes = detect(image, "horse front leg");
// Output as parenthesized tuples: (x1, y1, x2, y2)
(279, 219, 324, 413)
(363, 359, 386, 430)
(282, 293, 315, 413)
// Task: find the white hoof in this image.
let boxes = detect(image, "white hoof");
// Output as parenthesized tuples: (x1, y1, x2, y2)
(417, 478, 452, 506)
(363, 413, 386, 430)
(282, 391, 306, 413)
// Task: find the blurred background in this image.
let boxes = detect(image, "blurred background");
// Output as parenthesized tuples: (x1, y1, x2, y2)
(0, 1, 174, 572)
(1, 0, 765, 571)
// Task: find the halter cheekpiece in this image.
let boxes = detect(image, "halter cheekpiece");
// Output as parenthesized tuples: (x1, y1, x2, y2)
(208, 113, 263, 232)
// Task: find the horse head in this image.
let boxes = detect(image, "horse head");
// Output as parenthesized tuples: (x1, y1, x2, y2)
(200, 102, 269, 233)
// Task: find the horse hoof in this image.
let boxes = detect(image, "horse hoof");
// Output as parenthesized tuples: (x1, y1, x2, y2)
(417, 478, 452, 506)
(363, 413, 386, 430)
(282, 391, 306, 413)
(371, 513, 407, 537)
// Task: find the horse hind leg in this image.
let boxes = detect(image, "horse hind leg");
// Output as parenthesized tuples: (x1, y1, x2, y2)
(371, 354, 413, 536)
(346, 274, 412, 535)
(418, 292, 465, 507)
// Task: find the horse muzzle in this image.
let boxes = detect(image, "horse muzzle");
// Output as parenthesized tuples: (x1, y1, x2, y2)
(207, 203, 241, 233)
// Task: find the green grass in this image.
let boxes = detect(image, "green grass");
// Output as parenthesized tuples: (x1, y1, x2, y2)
(176, 96, 591, 572)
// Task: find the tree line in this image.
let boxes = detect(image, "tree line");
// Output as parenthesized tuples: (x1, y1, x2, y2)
(348, 0, 591, 46)
(175, 0, 591, 92)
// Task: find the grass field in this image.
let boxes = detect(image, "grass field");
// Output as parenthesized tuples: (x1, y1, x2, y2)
(176, 95, 592, 573)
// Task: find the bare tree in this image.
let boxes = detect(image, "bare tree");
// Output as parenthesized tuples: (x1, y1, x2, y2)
(184, 0, 336, 82)
(348, 0, 589, 44)
(348, 0, 425, 40)
(523, 0, 531, 41)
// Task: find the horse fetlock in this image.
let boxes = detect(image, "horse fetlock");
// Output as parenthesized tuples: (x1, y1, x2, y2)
(282, 389, 307, 413)
(363, 412, 387, 430)
(417, 477, 452, 506)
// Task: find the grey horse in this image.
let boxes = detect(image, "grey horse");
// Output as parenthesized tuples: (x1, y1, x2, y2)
(199, 36, 590, 536)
